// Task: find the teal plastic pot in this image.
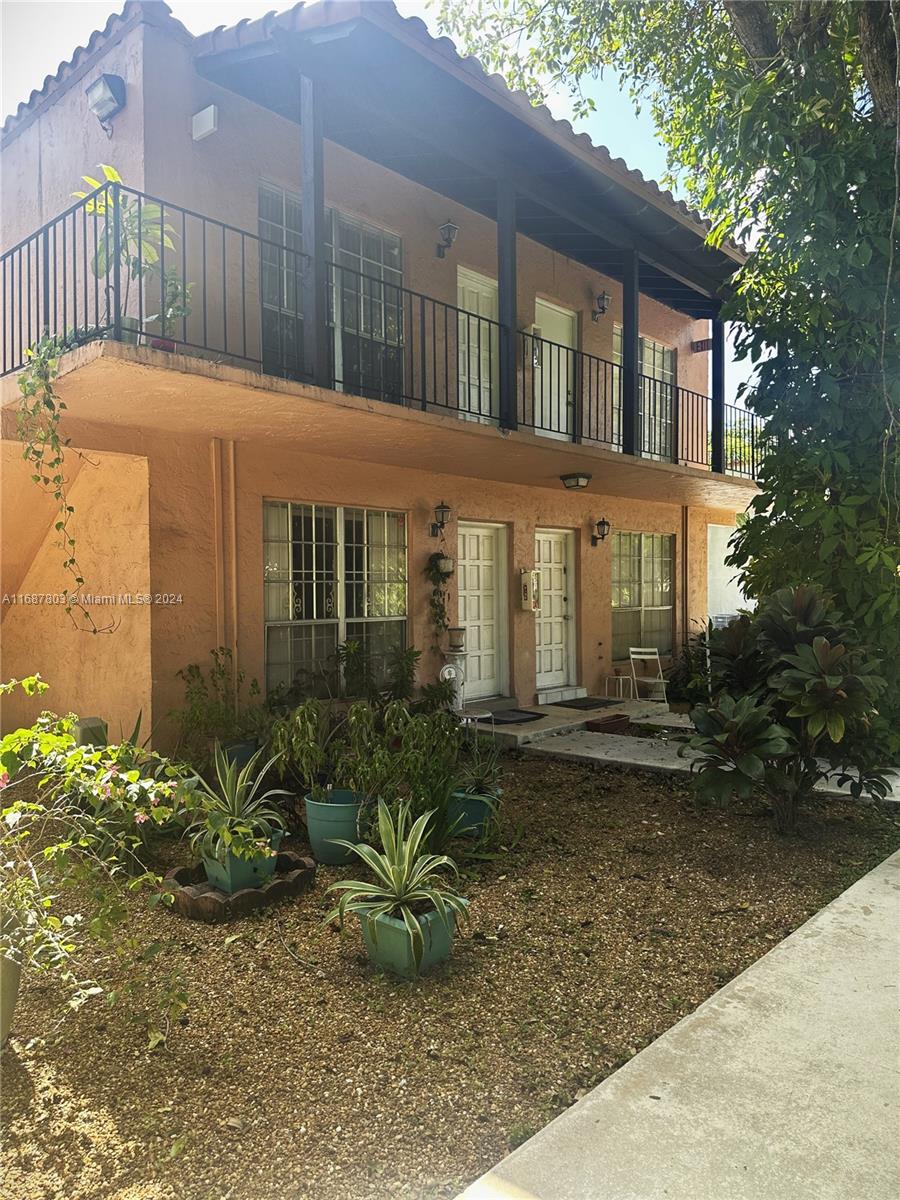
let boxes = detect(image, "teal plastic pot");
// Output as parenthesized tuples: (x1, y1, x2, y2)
(304, 790, 364, 864)
(358, 908, 458, 979)
(449, 791, 496, 839)
(221, 738, 259, 769)
(202, 830, 283, 894)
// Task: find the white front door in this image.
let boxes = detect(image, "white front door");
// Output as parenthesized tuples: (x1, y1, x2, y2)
(535, 529, 574, 690)
(458, 522, 507, 700)
(457, 267, 499, 420)
(534, 299, 577, 439)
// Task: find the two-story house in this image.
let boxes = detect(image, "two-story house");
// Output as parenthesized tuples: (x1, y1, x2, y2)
(0, 0, 763, 735)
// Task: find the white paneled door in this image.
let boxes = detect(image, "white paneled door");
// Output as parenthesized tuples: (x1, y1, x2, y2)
(458, 523, 507, 700)
(457, 267, 499, 420)
(534, 299, 577, 439)
(535, 529, 574, 690)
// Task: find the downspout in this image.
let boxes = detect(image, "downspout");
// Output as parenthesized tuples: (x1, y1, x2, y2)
(681, 505, 690, 644)
(227, 439, 239, 675)
(210, 438, 226, 649)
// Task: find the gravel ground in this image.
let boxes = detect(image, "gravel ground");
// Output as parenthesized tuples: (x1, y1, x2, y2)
(3, 757, 898, 1200)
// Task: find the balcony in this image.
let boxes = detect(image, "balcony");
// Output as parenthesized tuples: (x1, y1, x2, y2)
(1, 183, 766, 481)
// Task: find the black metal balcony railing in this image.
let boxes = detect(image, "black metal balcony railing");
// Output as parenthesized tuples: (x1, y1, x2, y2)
(1, 183, 766, 480)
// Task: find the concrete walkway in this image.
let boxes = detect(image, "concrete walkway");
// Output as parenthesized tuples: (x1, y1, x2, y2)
(527, 729, 900, 803)
(458, 850, 900, 1200)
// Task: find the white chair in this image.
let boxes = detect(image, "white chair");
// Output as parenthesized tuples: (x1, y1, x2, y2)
(629, 647, 667, 703)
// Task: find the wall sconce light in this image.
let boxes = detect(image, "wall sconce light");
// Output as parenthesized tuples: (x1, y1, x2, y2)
(591, 516, 611, 546)
(436, 221, 460, 259)
(591, 291, 611, 322)
(430, 500, 451, 538)
(560, 472, 592, 490)
(85, 74, 126, 134)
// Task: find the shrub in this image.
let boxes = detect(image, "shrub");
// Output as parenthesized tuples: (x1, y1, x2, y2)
(684, 586, 890, 833)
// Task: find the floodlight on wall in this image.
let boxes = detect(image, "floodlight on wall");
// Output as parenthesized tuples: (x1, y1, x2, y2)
(591, 291, 612, 322)
(430, 500, 451, 538)
(85, 74, 126, 134)
(560, 472, 592, 490)
(436, 221, 460, 259)
(591, 516, 611, 546)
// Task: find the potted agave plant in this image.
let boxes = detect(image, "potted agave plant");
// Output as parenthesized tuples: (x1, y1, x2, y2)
(450, 733, 503, 838)
(326, 800, 469, 978)
(185, 743, 289, 894)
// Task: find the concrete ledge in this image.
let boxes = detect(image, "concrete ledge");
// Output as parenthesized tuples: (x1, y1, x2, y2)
(459, 849, 900, 1200)
(526, 730, 900, 804)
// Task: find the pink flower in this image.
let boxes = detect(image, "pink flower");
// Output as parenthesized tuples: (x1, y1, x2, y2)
(0, 772, 9, 789)
(135, 811, 149, 825)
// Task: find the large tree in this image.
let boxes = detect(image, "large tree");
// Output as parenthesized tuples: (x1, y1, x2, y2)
(439, 0, 900, 755)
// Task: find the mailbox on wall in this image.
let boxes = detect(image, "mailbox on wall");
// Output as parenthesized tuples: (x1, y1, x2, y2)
(520, 568, 541, 612)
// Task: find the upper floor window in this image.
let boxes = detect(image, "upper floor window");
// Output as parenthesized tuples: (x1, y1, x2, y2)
(612, 327, 676, 460)
(258, 184, 404, 400)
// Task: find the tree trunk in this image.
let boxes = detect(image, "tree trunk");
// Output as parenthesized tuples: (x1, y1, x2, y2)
(771, 791, 800, 834)
(859, 2, 898, 126)
(723, 1, 779, 67)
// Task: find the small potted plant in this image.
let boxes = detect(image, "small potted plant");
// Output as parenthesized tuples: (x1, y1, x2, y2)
(185, 743, 289, 894)
(270, 698, 364, 865)
(149, 268, 193, 352)
(450, 733, 502, 838)
(326, 800, 469, 978)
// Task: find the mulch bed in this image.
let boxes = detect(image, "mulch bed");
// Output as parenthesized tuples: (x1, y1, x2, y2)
(3, 757, 898, 1200)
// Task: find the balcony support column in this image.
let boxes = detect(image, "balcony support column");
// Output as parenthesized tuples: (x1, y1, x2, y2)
(620, 250, 640, 457)
(497, 179, 518, 430)
(300, 74, 328, 388)
(711, 317, 726, 474)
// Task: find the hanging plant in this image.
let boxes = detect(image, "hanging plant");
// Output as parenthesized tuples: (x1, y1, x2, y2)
(16, 334, 112, 633)
(424, 551, 454, 650)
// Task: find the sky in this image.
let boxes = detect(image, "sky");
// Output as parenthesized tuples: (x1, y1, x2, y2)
(1, 0, 746, 393)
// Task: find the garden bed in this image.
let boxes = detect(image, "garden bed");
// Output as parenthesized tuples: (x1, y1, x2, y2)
(3, 756, 898, 1200)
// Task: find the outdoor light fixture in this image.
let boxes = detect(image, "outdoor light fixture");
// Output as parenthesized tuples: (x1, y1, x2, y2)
(560, 472, 592, 490)
(591, 291, 612, 322)
(430, 500, 451, 538)
(591, 516, 612, 546)
(436, 221, 460, 259)
(85, 74, 126, 133)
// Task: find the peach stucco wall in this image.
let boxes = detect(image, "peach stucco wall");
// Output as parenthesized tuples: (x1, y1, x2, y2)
(1, 401, 741, 740)
(0, 445, 152, 733)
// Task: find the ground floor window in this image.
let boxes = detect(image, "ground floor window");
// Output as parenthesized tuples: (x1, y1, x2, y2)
(611, 531, 674, 659)
(264, 500, 407, 696)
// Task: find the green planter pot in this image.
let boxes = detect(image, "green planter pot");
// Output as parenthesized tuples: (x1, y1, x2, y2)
(304, 790, 364, 865)
(221, 738, 259, 769)
(357, 908, 458, 979)
(119, 315, 142, 345)
(202, 830, 283, 894)
(1, 950, 22, 1049)
(449, 790, 496, 839)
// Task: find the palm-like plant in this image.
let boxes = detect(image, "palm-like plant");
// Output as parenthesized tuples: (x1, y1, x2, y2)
(185, 743, 289, 862)
(325, 800, 469, 971)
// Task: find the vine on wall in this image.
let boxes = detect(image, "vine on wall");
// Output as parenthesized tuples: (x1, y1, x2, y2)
(16, 334, 112, 633)
(424, 550, 454, 651)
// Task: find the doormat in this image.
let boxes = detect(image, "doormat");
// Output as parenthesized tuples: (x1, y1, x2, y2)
(481, 709, 545, 726)
(550, 697, 623, 710)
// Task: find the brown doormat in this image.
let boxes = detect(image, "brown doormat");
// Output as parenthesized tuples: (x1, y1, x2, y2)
(585, 715, 632, 735)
